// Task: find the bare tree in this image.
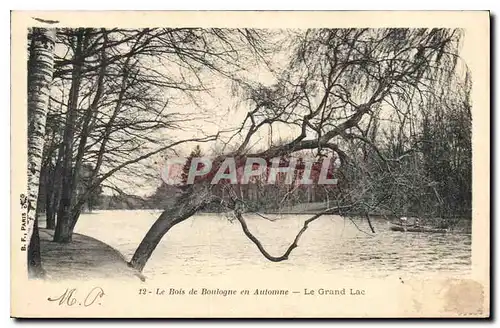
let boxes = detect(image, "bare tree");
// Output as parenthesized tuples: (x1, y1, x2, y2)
(32, 27, 470, 276)
(129, 28, 468, 273)
(38, 28, 273, 243)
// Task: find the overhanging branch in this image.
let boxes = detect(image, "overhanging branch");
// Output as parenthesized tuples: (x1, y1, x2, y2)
(234, 204, 353, 262)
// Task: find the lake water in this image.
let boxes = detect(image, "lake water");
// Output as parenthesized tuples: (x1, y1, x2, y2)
(73, 210, 471, 279)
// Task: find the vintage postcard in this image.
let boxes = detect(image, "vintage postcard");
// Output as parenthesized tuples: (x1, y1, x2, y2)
(11, 11, 490, 318)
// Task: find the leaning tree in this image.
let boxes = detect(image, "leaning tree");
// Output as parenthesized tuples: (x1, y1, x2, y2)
(129, 28, 470, 272)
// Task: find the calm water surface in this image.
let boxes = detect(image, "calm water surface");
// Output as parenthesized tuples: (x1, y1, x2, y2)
(74, 210, 471, 279)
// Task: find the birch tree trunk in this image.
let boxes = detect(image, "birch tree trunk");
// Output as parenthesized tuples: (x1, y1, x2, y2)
(27, 27, 56, 278)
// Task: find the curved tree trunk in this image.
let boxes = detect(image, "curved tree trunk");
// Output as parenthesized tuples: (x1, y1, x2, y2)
(128, 210, 187, 272)
(27, 27, 56, 278)
(129, 189, 212, 272)
(129, 204, 199, 272)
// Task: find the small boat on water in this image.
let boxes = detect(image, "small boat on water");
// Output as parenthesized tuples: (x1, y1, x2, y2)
(389, 217, 450, 233)
(389, 225, 449, 233)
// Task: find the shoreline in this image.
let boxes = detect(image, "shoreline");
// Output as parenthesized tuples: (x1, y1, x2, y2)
(38, 229, 145, 281)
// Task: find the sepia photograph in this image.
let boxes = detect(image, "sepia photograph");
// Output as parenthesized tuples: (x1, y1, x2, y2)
(11, 11, 490, 318)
